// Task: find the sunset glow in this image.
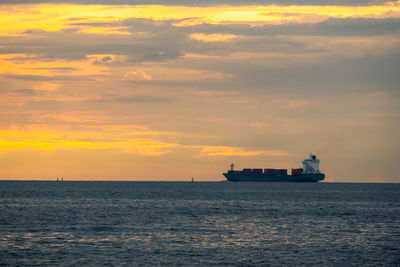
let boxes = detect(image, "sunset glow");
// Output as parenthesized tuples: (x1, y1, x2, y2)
(1, 0, 399, 181)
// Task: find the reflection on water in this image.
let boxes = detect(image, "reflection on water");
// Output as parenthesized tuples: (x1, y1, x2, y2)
(0, 181, 399, 265)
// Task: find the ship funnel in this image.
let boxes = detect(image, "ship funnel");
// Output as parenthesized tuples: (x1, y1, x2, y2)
(302, 154, 320, 173)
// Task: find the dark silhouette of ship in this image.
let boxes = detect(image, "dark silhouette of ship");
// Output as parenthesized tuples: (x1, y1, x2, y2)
(223, 154, 325, 182)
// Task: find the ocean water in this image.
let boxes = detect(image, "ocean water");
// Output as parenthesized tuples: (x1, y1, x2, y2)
(0, 181, 399, 266)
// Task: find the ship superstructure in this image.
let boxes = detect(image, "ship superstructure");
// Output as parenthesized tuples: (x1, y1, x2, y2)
(223, 154, 325, 182)
(302, 154, 320, 174)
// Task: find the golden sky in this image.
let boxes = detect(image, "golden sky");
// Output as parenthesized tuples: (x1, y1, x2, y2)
(1, 0, 399, 181)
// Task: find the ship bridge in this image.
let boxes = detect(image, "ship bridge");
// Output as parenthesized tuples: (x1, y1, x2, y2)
(302, 154, 320, 174)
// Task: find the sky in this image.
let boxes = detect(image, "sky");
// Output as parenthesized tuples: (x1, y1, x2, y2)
(0, 0, 399, 182)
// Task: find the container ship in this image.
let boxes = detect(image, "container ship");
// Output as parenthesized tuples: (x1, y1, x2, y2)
(223, 154, 325, 182)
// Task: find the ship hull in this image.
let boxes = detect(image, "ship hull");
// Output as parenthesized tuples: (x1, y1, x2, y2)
(223, 173, 325, 182)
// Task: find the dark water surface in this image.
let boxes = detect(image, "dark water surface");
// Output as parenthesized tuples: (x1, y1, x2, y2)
(0, 181, 399, 266)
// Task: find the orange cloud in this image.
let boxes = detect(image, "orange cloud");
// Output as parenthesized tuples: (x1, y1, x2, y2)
(80, 26, 131, 35)
(0, 54, 107, 76)
(200, 146, 289, 156)
(34, 82, 59, 91)
(0, 129, 178, 156)
(53, 113, 109, 123)
(190, 33, 238, 42)
(122, 69, 153, 81)
(1, 2, 400, 35)
(126, 66, 232, 81)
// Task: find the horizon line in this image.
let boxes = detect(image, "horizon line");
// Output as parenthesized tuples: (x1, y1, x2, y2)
(0, 179, 398, 183)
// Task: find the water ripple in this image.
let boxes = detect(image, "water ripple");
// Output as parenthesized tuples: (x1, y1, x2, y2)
(0, 181, 399, 266)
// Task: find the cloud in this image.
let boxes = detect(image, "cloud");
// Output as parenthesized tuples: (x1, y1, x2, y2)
(12, 89, 38, 95)
(0, 0, 394, 6)
(190, 33, 238, 42)
(249, 122, 267, 129)
(2, 16, 399, 64)
(34, 82, 59, 91)
(102, 56, 112, 62)
(32, 67, 79, 71)
(0, 129, 180, 156)
(188, 18, 400, 37)
(1, 74, 52, 81)
(0, 1, 399, 181)
(53, 112, 109, 124)
(200, 146, 289, 156)
(99, 95, 174, 104)
(122, 69, 152, 80)
(1, 74, 96, 81)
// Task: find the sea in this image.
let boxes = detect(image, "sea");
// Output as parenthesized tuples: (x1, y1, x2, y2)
(0, 181, 399, 266)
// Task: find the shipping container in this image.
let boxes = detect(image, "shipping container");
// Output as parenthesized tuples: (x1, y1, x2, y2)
(279, 169, 288, 175)
(264, 168, 278, 175)
(291, 168, 303, 176)
(253, 168, 263, 174)
(243, 168, 252, 174)
(263, 168, 287, 175)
